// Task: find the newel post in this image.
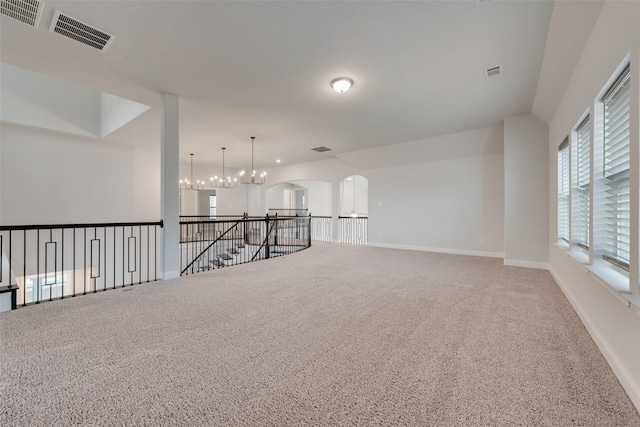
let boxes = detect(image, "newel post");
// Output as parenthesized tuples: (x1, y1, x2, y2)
(265, 214, 270, 259)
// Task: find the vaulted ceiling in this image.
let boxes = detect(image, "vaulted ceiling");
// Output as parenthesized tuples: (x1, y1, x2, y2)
(0, 1, 599, 169)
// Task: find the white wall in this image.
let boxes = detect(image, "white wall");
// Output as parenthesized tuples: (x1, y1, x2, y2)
(267, 181, 327, 214)
(179, 189, 198, 216)
(216, 186, 247, 215)
(0, 123, 139, 224)
(134, 147, 161, 220)
(289, 180, 332, 216)
(546, 0, 640, 411)
(258, 127, 505, 254)
(1, 63, 100, 137)
(197, 190, 212, 216)
(504, 114, 549, 268)
(267, 183, 294, 211)
(366, 125, 505, 257)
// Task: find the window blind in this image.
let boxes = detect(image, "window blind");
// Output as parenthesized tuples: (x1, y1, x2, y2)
(602, 65, 631, 270)
(558, 138, 570, 243)
(572, 116, 590, 249)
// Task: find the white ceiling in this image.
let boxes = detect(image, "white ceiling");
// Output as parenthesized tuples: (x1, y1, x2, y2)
(532, 0, 603, 124)
(0, 0, 557, 169)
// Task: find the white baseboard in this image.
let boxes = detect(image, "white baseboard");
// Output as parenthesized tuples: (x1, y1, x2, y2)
(504, 259, 550, 270)
(367, 242, 504, 259)
(160, 271, 180, 280)
(549, 267, 640, 413)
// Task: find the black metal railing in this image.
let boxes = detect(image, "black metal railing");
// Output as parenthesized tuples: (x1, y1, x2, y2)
(180, 215, 311, 275)
(339, 216, 368, 245)
(0, 220, 163, 308)
(311, 216, 332, 242)
(179, 215, 252, 222)
(268, 208, 308, 216)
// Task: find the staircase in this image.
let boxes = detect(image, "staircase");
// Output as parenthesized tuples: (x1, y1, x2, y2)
(180, 215, 312, 275)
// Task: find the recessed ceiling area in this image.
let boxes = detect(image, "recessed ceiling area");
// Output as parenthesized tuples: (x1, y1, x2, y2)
(0, 0, 556, 168)
(0, 62, 150, 138)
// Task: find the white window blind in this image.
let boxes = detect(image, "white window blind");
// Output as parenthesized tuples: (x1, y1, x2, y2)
(572, 116, 590, 249)
(558, 138, 570, 243)
(602, 65, 631, 270)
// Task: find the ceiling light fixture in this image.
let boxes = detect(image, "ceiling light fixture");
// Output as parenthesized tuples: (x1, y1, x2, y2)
(330, 77, 354, 93)
(210, 147, 237, 189)
(179, 153, 204, 190)
(239, 137, 266, 185)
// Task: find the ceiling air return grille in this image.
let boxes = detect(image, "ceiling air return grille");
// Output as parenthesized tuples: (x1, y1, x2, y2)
(49, 10, 114, 51)
(485, 66, 502, 79)
(1, 0, 43, 27)
(311, 146, 332, 153)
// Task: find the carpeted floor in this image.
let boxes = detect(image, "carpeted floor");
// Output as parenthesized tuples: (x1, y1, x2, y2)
(1, 243, 639, 426)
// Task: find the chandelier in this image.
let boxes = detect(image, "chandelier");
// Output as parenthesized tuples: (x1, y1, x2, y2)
(239, 136, 266, 185)
(179, 153, 205, 190)
(210, 147, 237, 189)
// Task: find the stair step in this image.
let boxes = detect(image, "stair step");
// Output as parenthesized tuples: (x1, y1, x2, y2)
(218, 254, 233, 260)
(227, 248, 240, 255)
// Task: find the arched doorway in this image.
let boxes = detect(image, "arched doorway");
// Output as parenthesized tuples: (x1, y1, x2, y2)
(339, 175, 368, 244)
(340, 175, 368, 217)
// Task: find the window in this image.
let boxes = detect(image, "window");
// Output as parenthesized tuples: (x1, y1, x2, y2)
(572, 116, 590, 249)
(557, 138, 570, 244)
(602, 65, 631, 270)
(209, 194, 216, 218)
(25, 274, 68, 303)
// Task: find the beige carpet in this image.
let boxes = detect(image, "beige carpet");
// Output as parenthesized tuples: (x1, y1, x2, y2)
(1, 243, 639, 426)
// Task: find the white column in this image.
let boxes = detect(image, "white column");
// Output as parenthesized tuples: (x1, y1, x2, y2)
(160, 93, 180, 279)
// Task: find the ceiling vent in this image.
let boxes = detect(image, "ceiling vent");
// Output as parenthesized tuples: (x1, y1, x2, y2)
(311, 146, 332, 153)
(1, 0, 44, 27)
(485, 65, 502, 79)
(49, 10, 115, 51)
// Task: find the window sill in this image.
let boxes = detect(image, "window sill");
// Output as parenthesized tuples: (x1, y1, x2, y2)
(567, 247, 589, 265)
(553, 244, 631, 307)
(586, 260, 630, 293)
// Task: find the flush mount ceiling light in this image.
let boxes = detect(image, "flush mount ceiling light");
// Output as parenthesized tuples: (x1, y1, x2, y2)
(330, 77, 354, 93)
(210, 147, 237, 189)
(239, 137, 266, 185)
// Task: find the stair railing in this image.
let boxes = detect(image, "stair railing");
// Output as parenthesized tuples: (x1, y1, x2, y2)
(179, 214, 312, 275)
(180, 219, 244, 275)
(0, 220, 163, 309)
